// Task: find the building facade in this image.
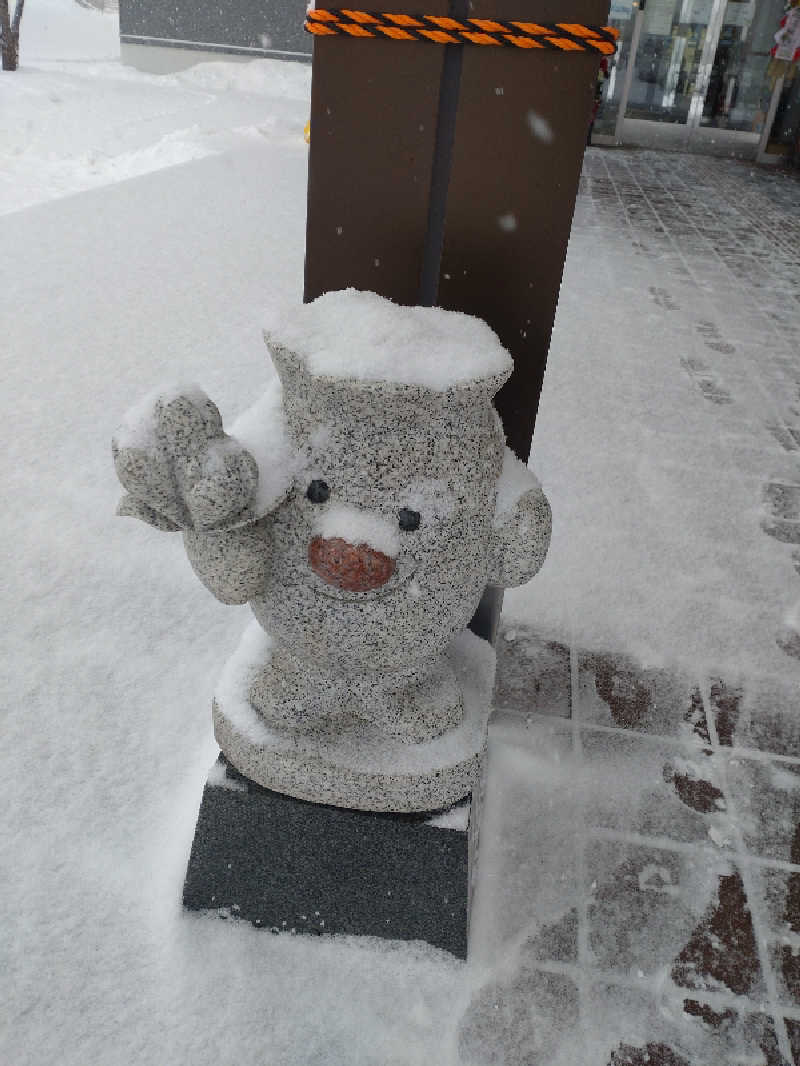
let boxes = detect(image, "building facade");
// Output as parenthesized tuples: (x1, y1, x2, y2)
(118, 0, 798, 162)
(593, 0, 800, 162)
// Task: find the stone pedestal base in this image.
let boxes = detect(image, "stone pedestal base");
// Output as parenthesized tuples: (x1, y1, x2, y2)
(212, 626, 495, 813)
(183, 755, 483, 958)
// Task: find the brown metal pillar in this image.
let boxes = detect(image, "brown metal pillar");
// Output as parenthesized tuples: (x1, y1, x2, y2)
(304, 1, 448, 307)
(439, 0, 609, 460)
(303, 4, 610, 639)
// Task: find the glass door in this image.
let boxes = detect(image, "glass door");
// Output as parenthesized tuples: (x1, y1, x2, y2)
(698, 0, 788, 131)
(592, 0, 639, 135)
(626, 0, 723, 123)
(590, 0, 789, 151)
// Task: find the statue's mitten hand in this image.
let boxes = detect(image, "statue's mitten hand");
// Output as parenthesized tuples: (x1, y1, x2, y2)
(113, 386, 259, 532)
(112, 437, 187, 528)
(178, 439, 259, 531)
(153, 391, 223, 455)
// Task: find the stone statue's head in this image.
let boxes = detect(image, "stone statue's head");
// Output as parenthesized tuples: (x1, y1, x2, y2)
(251, 291, 529, 672)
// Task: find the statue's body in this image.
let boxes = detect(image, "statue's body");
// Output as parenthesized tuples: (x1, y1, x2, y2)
(113, 291, 551, 811)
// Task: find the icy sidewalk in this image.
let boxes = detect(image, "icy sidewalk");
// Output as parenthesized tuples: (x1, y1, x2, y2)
(471, 622, 800, 1066)
(508, 149, 800, 686)
(468, 151, 800, 1066)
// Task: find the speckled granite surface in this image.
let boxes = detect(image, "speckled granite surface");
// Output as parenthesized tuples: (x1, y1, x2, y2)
(113, 294, 552, 809)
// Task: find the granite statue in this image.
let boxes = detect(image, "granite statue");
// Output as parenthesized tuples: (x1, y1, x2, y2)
(112, 290, 551, 812)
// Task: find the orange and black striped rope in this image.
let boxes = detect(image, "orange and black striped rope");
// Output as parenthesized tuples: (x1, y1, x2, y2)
(304, 9, 619, 53)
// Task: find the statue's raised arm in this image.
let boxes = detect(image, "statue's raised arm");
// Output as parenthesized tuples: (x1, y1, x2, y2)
(112, 382, 298, 604)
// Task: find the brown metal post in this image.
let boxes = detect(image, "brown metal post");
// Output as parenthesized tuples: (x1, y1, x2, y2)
(303, 4, 610, 639)
(304, 0, 449, 307)
(440, 0, 610, 461)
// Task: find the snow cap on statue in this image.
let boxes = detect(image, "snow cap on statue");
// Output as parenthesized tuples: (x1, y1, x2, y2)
(264, 289, 513, 440)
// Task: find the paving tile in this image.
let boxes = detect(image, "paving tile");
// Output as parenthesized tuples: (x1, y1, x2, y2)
(706, 677, 800, 759)
(678, 999, 737, 1032)
(515, 148, 800, 1062)
(767, 941, 800, 1012)
(670, 869, 765, 1000)
(742, 1014, 794, 1066)
(457, 967, 579, 1066)
(704, 677, 744, 747)
(764, 483, 800, 522)
(747, 863, 800, 938)
(577, 652, 706, 742)
(786, 1018, 800, 1065)
(725, 757, 800, 865)
(522, 907, 579, 965)
(587, 983, 692, 1066)
(579, 729, 727, 847)
(475, 734, 581, 956)
(584, 839, 730, 981)
(588, 981, 750, 1065)
(493, 623, 571, 719)
(608, 1040, 692, 1064)
(488, 710, 574, 758)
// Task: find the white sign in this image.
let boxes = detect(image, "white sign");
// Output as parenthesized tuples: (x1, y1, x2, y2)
(774, 6, 800, 63)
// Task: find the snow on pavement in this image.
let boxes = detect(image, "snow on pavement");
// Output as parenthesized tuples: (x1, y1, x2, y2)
(3, 3, 800, 1065)
(0, 0, 310, 215)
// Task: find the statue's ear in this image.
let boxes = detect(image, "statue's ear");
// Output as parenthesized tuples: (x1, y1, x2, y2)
(487, 485, 552, 588)
(263, 332, 303, 392)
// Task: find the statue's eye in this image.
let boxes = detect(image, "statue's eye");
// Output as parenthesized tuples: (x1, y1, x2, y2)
(306, 480, 330, 504)
(398, 508, 421, 532)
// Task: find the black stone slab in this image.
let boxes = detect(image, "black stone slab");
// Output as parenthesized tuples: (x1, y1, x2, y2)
(183, 755, 480, 958)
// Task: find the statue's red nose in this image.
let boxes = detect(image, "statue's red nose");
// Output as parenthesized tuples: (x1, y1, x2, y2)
(308, 536, 395, 592)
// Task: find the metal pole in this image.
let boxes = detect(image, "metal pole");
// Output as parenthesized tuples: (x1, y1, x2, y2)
(418, 0, 466, 307)
(614, 2, 644, 144)
(756, 73, 785, 162)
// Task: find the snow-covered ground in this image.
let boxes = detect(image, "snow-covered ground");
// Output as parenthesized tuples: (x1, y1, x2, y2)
(3, 3, 800, 1065)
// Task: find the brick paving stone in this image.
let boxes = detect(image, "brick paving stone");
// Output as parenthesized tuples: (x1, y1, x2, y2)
(584, 839, 728, 980)
(705, 678, 743, 747)
(764, 483, 800, 522)
(522, 907, 579, 965)
(493, 622, 571, 719)
(786, 1018, 800, 1064)
(577, 652, 706, 741)
(608, 1042, 690, 1066)
(765, 941, 800, 1012)
(706, 677, 800, 759)
(579, 729, 726, 845)
(587, 981, 740, 1065)
(488, 709, 575, 756)
(571, 148, 800, 1065)
(680, 999, 737, 1030)
(457, 968, 579, 1066)
(670, 769, 725, 816)
(725, 757, 800, 864)
(671, 870, 763, 999)
(748, 862, 800, 937)
(743, 1014, 795, 1066)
